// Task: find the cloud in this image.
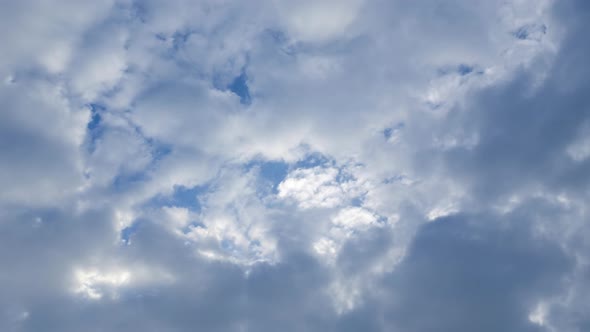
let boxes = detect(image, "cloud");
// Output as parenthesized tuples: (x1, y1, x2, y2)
(278, 166, 352, 209)
(0, 80, 89, 206)
(275, 0, 365, 42)
(378, 213, 572, 332)
(1, 0, 590, 331)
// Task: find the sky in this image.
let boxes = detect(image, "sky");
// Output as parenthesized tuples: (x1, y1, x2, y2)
(1, 0, 589, 331)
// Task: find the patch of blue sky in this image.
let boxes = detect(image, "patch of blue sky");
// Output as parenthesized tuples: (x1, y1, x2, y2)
(383, 122, 405, 140)
(259, 160, 289, 185)
(120, 221, 141, 245)
(457, 64, 474, 76)
(350, 196, 365, 207)
(146, 139, 172, 163)
(85, 103, 105, 153)
(146, 184, 210, 212)
(227, 71, 251, 105)
(87, 105, 102, 130)
(293, 152, 333, 169)
(243, 159, 289, 195)
(513, 23, 547, 40)
(251, 159, 289, 184)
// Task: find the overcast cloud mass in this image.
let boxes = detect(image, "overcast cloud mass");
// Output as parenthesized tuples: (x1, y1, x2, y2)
(1, 0, 590, 331)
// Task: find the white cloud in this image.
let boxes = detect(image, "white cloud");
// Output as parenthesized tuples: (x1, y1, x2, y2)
(278, 167, 345, 209)
(74, 269, 131, 300)
(332, 207, 378, 229)
(276, 0, 364, 42)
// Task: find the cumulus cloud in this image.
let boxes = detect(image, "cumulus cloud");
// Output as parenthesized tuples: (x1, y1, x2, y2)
(1, 0, 590, 331)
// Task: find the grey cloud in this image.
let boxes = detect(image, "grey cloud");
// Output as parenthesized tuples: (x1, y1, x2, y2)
(0, 81, 88, 206)
(443, 0, 590, 200)
(377, 212, 572, 332)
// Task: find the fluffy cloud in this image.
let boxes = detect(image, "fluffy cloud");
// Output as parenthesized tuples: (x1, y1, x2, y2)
(1, 0, 590, 331)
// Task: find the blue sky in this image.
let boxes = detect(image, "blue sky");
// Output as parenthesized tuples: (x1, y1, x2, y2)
(1, 0, 590, 331)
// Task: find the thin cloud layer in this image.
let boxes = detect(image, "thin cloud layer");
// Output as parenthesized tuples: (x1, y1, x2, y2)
(1, 0, 589, 331)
